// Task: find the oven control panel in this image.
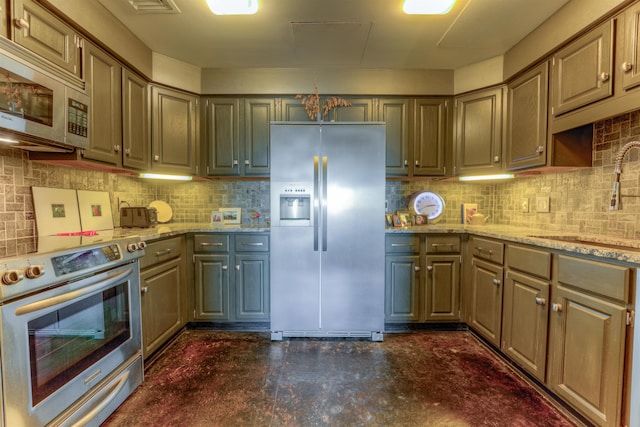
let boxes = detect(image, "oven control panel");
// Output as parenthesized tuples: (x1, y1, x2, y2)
(52, 244, 122, 276)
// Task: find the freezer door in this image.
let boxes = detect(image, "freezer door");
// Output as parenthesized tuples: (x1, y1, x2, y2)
(320, 124, 386, 332)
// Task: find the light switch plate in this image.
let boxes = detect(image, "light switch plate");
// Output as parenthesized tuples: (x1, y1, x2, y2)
(521, 198, 529, 213)
(536, 196, 550, 213)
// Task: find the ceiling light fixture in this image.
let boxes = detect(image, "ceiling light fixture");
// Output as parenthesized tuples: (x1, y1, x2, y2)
(139, 173, 193, 181)
(402, 0, 456, 15)
(458, 174, 515, 182)
(205, 0, 258, 15)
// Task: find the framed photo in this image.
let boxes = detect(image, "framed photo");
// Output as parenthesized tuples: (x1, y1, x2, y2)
(221, 207, 242, 224)
(77, 190, 114, 231)
(211, 210, 224, 226)
(396, 210, 411, 227)
(392, 214, 403, 228)
(385, 213, 394, 227)
(413, 214, 428, 226)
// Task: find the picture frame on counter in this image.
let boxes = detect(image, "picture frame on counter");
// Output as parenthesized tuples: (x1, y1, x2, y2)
(221, 208, 242, 224)
(385, 213, 393, 227)
(414, 214, 427, 225)
(211, 210, 224, 226)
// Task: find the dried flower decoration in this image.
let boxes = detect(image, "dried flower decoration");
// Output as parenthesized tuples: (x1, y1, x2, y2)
(296, 83, 351, 121)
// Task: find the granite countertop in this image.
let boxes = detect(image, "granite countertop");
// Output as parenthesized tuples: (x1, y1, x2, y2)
(110, 222, 640, 265)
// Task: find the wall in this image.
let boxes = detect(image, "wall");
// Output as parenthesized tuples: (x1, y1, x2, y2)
(2, 110, 640, 258)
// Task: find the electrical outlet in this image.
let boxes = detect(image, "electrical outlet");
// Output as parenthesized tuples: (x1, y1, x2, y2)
(521, 198, 529, 213)
(536, 196, 550, 213)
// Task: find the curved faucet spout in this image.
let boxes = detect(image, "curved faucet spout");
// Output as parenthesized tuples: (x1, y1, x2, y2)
(610, 140, 640, 210)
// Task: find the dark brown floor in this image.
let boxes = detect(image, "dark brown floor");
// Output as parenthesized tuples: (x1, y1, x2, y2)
(103, 330, 579, 426)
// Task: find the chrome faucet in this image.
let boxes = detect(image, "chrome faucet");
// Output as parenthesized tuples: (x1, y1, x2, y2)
(610, 140, 640, 210)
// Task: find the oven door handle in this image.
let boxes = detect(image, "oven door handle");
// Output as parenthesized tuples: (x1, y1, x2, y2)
(14, 268, 134, 316)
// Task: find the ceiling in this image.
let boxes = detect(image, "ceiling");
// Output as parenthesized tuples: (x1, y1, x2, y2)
(97, 0, 571, 70)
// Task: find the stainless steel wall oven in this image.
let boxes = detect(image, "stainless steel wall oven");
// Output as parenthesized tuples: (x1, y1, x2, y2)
(0, 236, 146, 426)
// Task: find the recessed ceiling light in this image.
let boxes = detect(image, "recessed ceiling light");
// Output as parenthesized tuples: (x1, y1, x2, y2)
(205, 0, 259, 15)
(402, 0, 456, 15)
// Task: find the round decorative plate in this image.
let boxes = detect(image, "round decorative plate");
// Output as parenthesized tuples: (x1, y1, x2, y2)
(149, 200, 173, 223)
(408, 191, 445, 223)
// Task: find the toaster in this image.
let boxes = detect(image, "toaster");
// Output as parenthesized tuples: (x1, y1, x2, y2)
(120, 207, 158, 228)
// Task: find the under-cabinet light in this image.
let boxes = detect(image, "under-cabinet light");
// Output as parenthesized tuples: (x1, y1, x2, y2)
(139, 173, 193, 181)
(458, 174, 515, 182)
(0, 137, 18, 144)
(205, 0, 259, 15)
(402, 0, 456, 15)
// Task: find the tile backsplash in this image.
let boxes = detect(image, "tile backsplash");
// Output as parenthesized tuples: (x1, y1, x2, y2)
(2, 109, 640, 257)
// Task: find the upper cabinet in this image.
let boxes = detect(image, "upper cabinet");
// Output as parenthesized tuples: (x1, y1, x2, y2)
(10, 0, 81, 78)
(550, 20, 614, 117)
(454, 86, 505, 176)
(413, 98, 448, 176)
(505, 62, 549, 171)
(380, 98, 411, 176)
(151, 86, 199, 175)
(243, 98, 275, 176)
(621, 2, 640, 91)
(203, 97, 241, 176)
(121, 69, 150, 170)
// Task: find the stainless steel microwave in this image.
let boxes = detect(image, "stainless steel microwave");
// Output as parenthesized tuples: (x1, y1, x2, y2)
(0, 47, 89, 152)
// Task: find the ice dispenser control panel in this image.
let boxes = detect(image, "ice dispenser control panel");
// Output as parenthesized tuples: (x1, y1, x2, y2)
(272, 183, 312, 226)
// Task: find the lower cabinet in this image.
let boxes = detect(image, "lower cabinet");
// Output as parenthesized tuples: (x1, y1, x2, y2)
(140, 236, 186, 359)
(193, 233, 269, 322)
(385, 234, 460, 323)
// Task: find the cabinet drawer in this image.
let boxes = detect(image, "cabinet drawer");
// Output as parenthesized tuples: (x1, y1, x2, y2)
(426, 235, 460, 253)
(507, 244, 551, 279)
(235, 234, 269, 252)
(141, 237, 183, 270)
(558, 255, 631, 302)
(194, 234, 230, 253)
(470, 237, 504, 264)
(385, 235, 420, 253)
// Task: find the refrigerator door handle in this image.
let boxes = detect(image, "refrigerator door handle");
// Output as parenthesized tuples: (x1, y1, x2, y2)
(322, 156, 328, 251)
(314, 156, 320, 251)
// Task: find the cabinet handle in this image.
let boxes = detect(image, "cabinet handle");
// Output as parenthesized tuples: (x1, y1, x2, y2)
(200, 242, 223, 246)
(415, 266, 421, 271)
(114, 145, 121, 153)
(535, 297, 546, 306)
(241, 242, 264, 246)
(431, 243, 454, 250)
(415, 160, 420, 167)
(475, 246, 493, 255)
(154, 155, 160, 161)
(391, 243, 415, 247)
(235, 265, 240, 271)
(494, 156, 500, 163)
(125, 148, 131, 156)
(233, 160, 239, 166)
(403, 160, 408, 167)
(426, 265, 432, 271)
(155, 248, 174, 257)
(551, 303, 563, 312)
(14, 18, 29, 29)
(141, 286, 149, 294)
(244, 159, 250, 165)
(622, 62, 634, 72)
(492, 278, 501, 286)
(599, 71, 610, 82)
(222, 265, 228, 270)
(535, 145, 544, 154)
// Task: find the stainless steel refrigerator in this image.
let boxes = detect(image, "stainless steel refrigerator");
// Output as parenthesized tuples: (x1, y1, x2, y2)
(270, 122, 386, 341)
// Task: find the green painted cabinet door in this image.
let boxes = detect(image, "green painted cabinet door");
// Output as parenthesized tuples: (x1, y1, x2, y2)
(621, 3, 640, 91)
(204, 97, 241, 176)
(193, 254, 231, 321)
(82, 41, 122, 167)
(548, 285, 626, 427)
(385, 255, 420, 322)
(455, 87, 505, 176)
(281, 97, 311, 121)
(151, 86, 198, 175)
(413, 98, 448, 176)
(550, 19, 614, 116)
(424, 254, 460, 321)
(235, 253, 270, 321)
(243, 98, 275, 176)
(506, 62, 549, 171)
(331, 97, 374, 122)
(122, 68, 150, 170)
(379, 98, 410, 176)
(501, 270, 549, 382)
(469, 257, 504, 347)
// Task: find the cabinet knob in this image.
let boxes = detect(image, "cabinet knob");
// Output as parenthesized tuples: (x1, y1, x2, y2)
(622, 62, 633, 72)
(154, 155, 160, 161)
(125, 148, 131, 155)
(415, 160, 420, 167)
(599, 72, 610, 82)
(222, 265, 228, 270)
(244, 159, 250, 165)
(233, 160, 239, 166)
(141, 286, 149, 294)
(14, 18, 29, 29)
(535, 145, 544, 154)
(426, 265, 432, 271)
(415, 266, 421, 271)
(235, 265, 240, 271)
(551, 303, 563, 312)
(114, 145, 121, 153)
(403, 160, 408, 167)
(494, 156, 500, 163)
(492, 278, 501, 286)
(535, 297, 546, 306)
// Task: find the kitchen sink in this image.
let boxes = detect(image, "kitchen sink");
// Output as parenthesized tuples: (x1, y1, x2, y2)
(527, 235, 640, 252)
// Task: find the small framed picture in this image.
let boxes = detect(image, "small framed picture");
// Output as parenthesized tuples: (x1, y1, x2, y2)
(392, 214, 403, 227)
(399, 213, 410, 227)
(414, 214, 428, 226)
(221, 207, 242, 224)
(211, 210, 224, 226)
(385, 213, 394, 227)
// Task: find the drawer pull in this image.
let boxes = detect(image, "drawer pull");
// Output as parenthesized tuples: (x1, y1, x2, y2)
(492, 278, 501, 286)
(200, 242, 224, 246)
(241, 242, 264, 246)
(155, 248, 174, 257)
(535, 297, 546, 306)
(431, 243, 454, 249)
(391, 243, 415, 247)
(475, 246, 493, 255)
(551, 303, 563, 312)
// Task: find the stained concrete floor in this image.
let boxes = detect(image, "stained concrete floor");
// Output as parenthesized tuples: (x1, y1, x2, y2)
(103, 330, 579, 426)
